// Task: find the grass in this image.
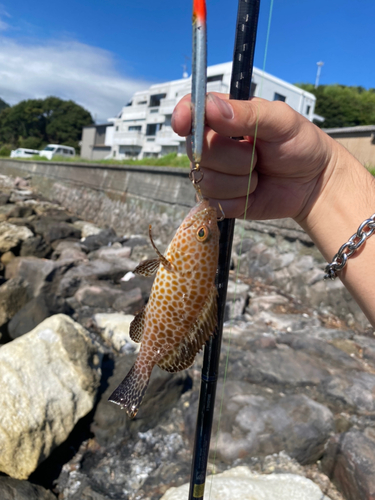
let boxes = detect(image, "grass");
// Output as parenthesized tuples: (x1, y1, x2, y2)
(8, 152, 191, 168)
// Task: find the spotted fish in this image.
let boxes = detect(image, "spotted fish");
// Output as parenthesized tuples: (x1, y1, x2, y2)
(108, 199, 219, 418)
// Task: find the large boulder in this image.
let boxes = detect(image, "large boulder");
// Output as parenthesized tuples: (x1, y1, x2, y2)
(160, 466, 331, 500)
(0, 477, 56, 500)
(0, 223, 33, 253)
(0, 314, 101, 479)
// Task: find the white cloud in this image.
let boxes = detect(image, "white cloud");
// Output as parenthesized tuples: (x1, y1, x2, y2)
(0, 37, 154, 122)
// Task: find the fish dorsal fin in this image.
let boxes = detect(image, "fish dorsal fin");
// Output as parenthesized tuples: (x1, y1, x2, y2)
(157, 286, 218, 373)
(129, 306, 146, 342)
(148, 224, 175, 273)
(134, 258, 160, 277)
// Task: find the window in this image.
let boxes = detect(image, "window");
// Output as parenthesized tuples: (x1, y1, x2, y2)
(250, 82, 257, 97)
(146, 123, 162, 136)
(146, 137, 155, 142)
(150, 109, 158, 113)
(137, 100, 147, 105)
(128, 125, 142, 131)
(207, 74, 223, 82)
(273, 93, 286, 102)
(113, 150, 116, 157)
(149, 93, 166, 107)
(306, 105, 311, 115)
(115, 126, 119, 131)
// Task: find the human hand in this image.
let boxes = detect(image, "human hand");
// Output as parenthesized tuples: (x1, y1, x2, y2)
(172, 93, 339, 223)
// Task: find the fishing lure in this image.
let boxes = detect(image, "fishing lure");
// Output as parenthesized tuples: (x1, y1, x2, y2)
(109, 199, 219, 418)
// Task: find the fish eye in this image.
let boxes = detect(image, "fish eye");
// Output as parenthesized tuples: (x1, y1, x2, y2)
(196, 225, 210, 242)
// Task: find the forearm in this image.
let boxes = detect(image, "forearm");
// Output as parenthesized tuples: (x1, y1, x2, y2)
(298, 139, 375, 327)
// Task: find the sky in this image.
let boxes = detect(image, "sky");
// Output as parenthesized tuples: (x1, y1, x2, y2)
(0, 0, 374, 122)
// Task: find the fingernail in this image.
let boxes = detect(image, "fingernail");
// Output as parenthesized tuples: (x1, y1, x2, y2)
(207, 93, 234, 119)
(171, 109, 178, 130)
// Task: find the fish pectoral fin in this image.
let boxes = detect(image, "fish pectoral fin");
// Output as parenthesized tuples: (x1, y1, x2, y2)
(148, 224, 176, 273)
(134, 258, 160, 276)
(157, 286, 218, 373)
(129, 306, 146, 343)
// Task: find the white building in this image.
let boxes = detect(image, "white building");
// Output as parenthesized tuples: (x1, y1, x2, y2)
(91, 62, 316, 161)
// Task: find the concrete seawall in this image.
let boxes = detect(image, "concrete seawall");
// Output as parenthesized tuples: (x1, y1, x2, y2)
(0, 159, 195, 239)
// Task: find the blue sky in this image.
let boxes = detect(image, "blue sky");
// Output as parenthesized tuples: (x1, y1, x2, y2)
(0, 0, 374, 121)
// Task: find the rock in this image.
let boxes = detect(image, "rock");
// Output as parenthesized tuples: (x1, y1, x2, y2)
(20, 235, 52, 258)
(75, 283, 125, 309)
(0, 192, 10, 205)
(227, 344, 330, 386)
(93, 312, 139, 352)
(81, 227, 119, 252)
(113, 287, 144, 313)
(91, 354, 191, 446)
(9, 189, 34, 202)
(210, 383, 334, 464)
(7, 293, 73, 339)
(321, 371, 375, 411)
(51, 240, 87, 261)
(73, 220, 102, 238)
(0, 277, 30, 327)
(0, 314, 101, 479)
(0, 476, 56, 500)
(57, 258, 138, 298)
(1, 250, 16, 266)
(32, 218, 81, 244)
(88, 245, 132, 262)
(160, 466, 332, 500)
(5, 204, 35, 219)
(322, 430, 375, 500)
(0, 222, 33, 252)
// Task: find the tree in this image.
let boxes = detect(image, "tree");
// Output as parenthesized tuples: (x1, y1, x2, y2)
(0, 96, 93, 150)
(296, 84, 375, 128)
(0, 98, 9, 113)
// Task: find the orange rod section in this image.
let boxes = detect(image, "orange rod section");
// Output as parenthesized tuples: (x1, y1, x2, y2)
(193, 0, 206, 22)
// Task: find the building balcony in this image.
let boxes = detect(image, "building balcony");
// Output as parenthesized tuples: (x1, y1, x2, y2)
(159, 98, 177, 115)
(120, 104, 147, 121)
(155, 128, 184, 146)
(113, 131, 144, 147)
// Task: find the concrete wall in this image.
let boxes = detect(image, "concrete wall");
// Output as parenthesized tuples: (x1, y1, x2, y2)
(0, 159, 194, 239)
(331, 134, 375, 167)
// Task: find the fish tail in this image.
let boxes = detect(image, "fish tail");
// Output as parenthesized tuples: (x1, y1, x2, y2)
(108, 360, 153, 418)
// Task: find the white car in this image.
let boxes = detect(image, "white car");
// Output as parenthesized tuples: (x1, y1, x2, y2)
(39, 144, 76, 160)
(10, 148, 40, 158)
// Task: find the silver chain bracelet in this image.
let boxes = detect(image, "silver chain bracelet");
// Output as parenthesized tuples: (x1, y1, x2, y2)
(324, 213, 375, 280)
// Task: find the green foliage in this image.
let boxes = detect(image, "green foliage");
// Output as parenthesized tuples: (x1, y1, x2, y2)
(0, 96, 93, 151)
(99, 152, 191, 168)
(296, 83, 375, 128)
(0, 98, 9, 113)
(0, 145, 11, 157)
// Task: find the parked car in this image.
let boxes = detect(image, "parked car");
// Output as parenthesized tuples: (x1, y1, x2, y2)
(10, 148, 40, 158)
(39, 144, 76, 160)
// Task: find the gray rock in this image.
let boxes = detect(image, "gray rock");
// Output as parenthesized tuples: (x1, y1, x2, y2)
(321, 371, 375, 411)
(212, 383, 334, 464)
(81, 227, 118, 252)
(58, 258, 138, 297)
(7, 293, 73, 339)
(93, 312, 139, 352)
(228, 344, 330, 386)
(88, 245, 132, 261)
(0, 477, 56, 500)
(0, 314, 101, 479)
(0, 192, 10, 205)
(322, 430, 375, 500)
(0, 277, 30, 327)
(20, 235, 52, 258)
(0, 222, 33, 252)
(32, 218, 81, 244)
(161, 466, 332, 500)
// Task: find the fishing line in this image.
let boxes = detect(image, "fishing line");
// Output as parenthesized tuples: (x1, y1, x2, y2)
(207, 0, 275, 496)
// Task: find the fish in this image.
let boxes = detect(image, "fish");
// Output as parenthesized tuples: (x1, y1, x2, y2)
(108, 198, 219, 418)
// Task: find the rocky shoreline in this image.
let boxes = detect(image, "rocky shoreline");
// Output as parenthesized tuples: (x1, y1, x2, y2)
(0, 172, 375, 500)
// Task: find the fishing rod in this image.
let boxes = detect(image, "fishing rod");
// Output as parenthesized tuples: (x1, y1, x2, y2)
(188, 1, 261, 498)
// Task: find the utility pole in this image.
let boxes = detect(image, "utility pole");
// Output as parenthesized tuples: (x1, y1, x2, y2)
(315, 61, 324, 88)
